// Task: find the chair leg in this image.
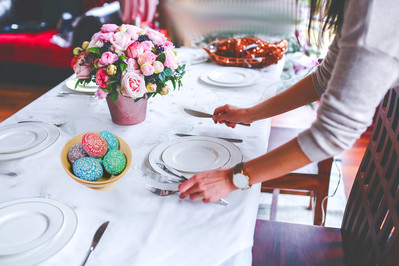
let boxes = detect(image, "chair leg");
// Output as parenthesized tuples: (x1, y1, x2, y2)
(270, 189, 280, 221)
(308, 191, 314, 210)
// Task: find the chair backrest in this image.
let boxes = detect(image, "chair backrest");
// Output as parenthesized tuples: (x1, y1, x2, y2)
(341, 87, 399, 265)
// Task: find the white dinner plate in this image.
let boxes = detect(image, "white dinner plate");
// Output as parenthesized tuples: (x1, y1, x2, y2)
(0, 124, 48, 154)
(0, 122, 60, 161)
(176, 47, 209, 65)
(148, 136, 242, 180)
(0, 202, 64, 256)
(162, 140, 231, 172)
(0, 198, 77, 266)
(65, 79, 98, 94)
(200, 67, 262, 88)
(208, 68, 255, 84)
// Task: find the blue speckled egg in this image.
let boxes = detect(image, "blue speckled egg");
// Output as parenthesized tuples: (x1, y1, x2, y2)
(73, 157, 103, 181)
(68, 143, 88, 164)
(99, 130, 119, 150)
(102, 149, 126, 175)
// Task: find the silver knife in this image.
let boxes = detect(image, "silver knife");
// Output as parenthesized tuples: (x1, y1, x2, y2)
(175, 133, 243, 143)
(156, 161, 229, 206)
(81, 221, 110, 266)
(183, 108, 250, 127)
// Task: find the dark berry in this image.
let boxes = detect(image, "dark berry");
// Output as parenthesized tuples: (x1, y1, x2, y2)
(138, 35, 150, 42)
(100, 42, 112, 54)
(153, 44, 164, 55)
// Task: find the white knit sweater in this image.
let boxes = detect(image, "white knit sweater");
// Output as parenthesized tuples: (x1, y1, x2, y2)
(297, 0, 399, 161)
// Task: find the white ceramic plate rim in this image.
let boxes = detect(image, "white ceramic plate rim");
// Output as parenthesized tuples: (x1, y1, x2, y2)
(148, 136, 242, 180)
(0, 202, 64, 255)
(161, 140, 231, 172)
(0, 124, 48, 154)
(65, 79, 98, 93)
(0, 122, 60, 161)
(176, 47, 209, 65)
(207, 68, 255, 84)
(200, 68, 262, 88)
(0, 198, 77, 266)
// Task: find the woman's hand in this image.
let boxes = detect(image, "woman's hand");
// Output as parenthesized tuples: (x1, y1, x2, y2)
(212, 105, 252, 128)
(178, 168, 237, 203)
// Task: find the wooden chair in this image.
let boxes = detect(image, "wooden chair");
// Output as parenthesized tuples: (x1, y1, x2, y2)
(261, 126, 334, 226)
(253, 87, 399, 265)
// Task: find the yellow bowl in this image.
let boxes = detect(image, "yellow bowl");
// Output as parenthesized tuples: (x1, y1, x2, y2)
(61, 131, 132, 190)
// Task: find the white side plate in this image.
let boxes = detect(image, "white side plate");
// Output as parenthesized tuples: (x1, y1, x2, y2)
(0, 202, 64, 255)
(0, 124, 48, 154)
(161, 140, 231, 172)
(0, 122, 60, 161)
(200, 67, 262, 88)
(65, 79, 98, 94)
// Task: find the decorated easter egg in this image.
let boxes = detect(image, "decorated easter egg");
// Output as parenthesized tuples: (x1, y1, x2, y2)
(99, 130, 119, 150)
(102, 149, 126, 175)
(68, 143, 88, 164)
(82, 133, 107, 158)
(73, 157, 103, 181)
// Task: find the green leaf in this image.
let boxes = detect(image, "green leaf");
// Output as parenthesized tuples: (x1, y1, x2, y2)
(171, 78, 176, 90)
(156, 53, 166, 63)
(158, 71, 165, 82)
(88, 47, 101, 54)
(120, 62, 128, 73)
(163, 67, 174, 77)
(118, 54, 126, 60)
(110, 90, 119, 102)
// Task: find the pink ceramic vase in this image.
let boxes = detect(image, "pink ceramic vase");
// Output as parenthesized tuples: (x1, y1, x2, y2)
(106, 91, 147, 125)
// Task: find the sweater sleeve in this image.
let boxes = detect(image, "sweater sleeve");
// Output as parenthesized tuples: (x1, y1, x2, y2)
(311, 35, 340, 96)
(297, 0, 399, 162)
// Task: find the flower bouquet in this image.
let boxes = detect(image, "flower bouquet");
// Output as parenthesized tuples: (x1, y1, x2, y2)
(71, 24, 185, 124)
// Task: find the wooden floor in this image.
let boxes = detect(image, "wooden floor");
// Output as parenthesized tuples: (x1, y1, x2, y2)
(0, 82, 369, 198)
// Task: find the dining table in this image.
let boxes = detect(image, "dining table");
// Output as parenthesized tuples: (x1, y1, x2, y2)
(0, 49, 285, 266)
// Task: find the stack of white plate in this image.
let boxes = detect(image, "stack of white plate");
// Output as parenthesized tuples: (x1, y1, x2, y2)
(200, 67, 262, 87)
(176, 47, 209, 65)
(0, 122, 60, 161)
(0, 198, 77, 266)
(65, 79, 98, 94)
(148, 136, 243, 180)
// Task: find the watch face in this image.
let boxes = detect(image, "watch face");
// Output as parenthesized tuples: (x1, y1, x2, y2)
(233, 173, 249, 189)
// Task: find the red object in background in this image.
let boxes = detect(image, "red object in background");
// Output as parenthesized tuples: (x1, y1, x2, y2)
(0, 29, 72, 69)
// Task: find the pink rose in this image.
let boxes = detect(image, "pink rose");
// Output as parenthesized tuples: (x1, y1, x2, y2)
(100, 32, 113, 41)
(73, 53, 91, 79)
(140, 41, 154, 52)
(146, 29, 166, 45)
(127, 58, 139, 71)
(95, 68, 110, 88)
(88, 32, 104, 48)
(153, 61, 164, 74)
(110, 31, 132, 51)
(125, 25, 141, 40)
(141, 62, 154, 76)
(163, 41, 175, 50)
(138, 51, 156, 65)
(95, 88, 107, 99)
(164, 49, 179, 70)
(98, 51, 119, 67)
(121, 70, 146, 99)
(126, 42, 144, 59)
(101, 24, 119, 33)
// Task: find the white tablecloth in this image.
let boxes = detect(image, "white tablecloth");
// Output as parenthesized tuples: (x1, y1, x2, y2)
(0, 58, 284, 266)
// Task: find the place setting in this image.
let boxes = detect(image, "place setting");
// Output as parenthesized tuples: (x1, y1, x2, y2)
(144, 135, 243, 204)
(0, 197, 77, 266)
(0, 121, 60, 161)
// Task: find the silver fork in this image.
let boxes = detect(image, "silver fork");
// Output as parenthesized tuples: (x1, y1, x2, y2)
(146, 184, 179, 196)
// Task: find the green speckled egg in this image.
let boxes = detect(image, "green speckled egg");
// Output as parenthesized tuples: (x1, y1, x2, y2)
(73, 157, 103, 181)
(102, 149, 126, 175)
(99, 130, 119, 150)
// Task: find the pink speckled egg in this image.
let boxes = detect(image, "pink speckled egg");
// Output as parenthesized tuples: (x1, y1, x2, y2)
(81, 133, 108, 158)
